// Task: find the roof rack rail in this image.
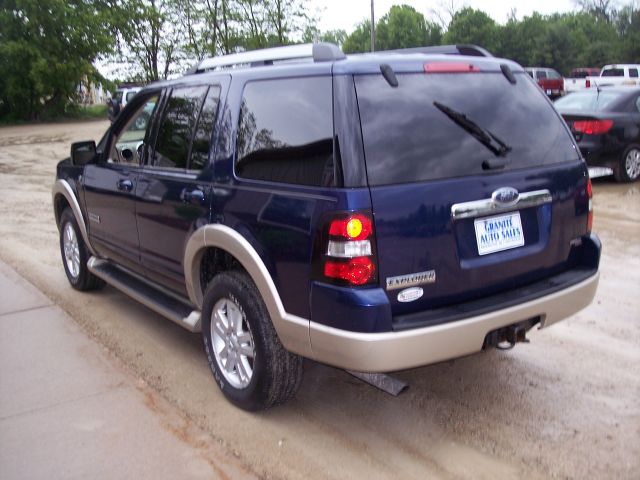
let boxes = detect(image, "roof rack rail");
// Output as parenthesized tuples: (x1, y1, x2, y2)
(191, 42, 346, 73)
(377, 44, 493, 57)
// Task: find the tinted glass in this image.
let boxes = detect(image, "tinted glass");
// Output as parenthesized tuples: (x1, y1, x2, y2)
(110, 95, 158, 165)
(570, 70, 590, 78)
(126, 91, 138, 102)
(554, 91, 622, 111)
(356, 72, 578, 186)
(602, 68, 624, 77)
(112, 91, 123, 103)
(547, 70, 561, 79)
(537, 71, 547, 79)
(153, 86, 208, 169)
(629, 68, 638, 78)
(190, 86, 221, 170)
(235, 77, 334, 186)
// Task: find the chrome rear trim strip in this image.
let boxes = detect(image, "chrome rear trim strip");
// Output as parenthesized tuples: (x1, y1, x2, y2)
(451, 189, 552, 221)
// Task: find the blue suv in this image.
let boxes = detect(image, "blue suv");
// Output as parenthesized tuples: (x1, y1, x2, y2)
(53, 43, 600, 410)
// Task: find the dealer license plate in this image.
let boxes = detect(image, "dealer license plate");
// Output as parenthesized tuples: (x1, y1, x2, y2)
(474, 212, 524, 256)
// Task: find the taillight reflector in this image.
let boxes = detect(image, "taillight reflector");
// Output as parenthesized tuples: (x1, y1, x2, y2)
(574, 119, 613, 135)
(324, 257, 375, 286)
(424, 62, 480, 73)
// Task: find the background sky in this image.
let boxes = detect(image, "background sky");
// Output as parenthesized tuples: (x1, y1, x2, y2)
(309, 0, 578, 32)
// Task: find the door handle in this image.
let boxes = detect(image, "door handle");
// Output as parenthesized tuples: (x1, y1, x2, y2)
(117, 179, 133, 192)
(181, 188, 205, 204)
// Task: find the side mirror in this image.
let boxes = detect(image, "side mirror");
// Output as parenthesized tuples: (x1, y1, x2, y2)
(70, 141, 96, 166)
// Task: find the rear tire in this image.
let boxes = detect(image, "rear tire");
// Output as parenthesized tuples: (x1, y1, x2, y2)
(614, 145, 640, 182)
(59, 208, 104, 291)
(202, 271, 303, 411)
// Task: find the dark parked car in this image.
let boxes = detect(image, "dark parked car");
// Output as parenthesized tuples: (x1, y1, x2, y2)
(555, 87, 640, 182)
(53, 43, 600, 410)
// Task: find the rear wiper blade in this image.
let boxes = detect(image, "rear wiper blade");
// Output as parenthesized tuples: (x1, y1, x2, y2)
(433, 101, 512, 157)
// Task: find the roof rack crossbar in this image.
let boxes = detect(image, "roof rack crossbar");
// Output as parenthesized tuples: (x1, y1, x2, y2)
(193, 42, 345, 73)
(376, 44, 492, 58)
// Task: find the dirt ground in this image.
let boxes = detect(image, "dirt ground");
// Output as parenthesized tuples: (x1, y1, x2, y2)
(0, 120, 638, 479)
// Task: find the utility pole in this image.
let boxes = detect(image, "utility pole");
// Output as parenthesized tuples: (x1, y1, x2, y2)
(370, 0, 375, 52)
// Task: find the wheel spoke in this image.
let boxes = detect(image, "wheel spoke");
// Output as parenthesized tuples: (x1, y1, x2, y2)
(236, 358, 251, 382)
(225, 354, 237, 374)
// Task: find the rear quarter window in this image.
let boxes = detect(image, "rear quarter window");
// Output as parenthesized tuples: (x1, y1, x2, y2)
(235, 77, 335, 187)
(356, 71, 579, 185)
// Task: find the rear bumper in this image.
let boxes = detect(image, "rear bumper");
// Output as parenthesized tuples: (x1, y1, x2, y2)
(306, 270, 599, 372)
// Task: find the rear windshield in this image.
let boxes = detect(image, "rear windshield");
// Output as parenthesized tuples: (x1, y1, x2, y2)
(554, 91, 622, 111)
(355, 72, 578, 185)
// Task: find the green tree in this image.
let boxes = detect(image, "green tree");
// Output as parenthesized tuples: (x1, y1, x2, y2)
(376, 5, 442, 50)
(342, 20, 372, 53)
(616, 4, 640, 62)
(301, 26, 347, 46)
(0, 0, 116, 120)
(443, 7, 500, 53)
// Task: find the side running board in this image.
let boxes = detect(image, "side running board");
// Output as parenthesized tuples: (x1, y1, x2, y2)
(87, 257, 202, 332)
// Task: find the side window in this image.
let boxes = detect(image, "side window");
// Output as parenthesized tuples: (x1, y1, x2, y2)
(235, 77, 335, 186)
(153, 86, 208, 169)
(629, 68, 638, 78)
(537, 71, 547, 79)
(190, 86, 221, 170)
(109, 94, 158, 165)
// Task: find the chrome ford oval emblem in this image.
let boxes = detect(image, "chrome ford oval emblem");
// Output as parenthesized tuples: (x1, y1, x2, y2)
(397, 287, 424, 303)
(492, 187, 519, 206)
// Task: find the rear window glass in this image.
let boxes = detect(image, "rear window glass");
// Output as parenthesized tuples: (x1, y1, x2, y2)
(153, 86, 208, 169)
(629, 68, 638, 78)
(356, 72, 578, 185)
(602, 68, 624, 77)
(235, 77, 335, 187)
(112, 91, 123, 103)
(554, 91, 622, 111)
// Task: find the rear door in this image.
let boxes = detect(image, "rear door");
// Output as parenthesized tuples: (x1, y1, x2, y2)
(354, 66, 587, 322)
(135, 81, 226, 295)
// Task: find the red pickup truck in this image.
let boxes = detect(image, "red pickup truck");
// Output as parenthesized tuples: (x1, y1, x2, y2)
(525, 67, 564, 99)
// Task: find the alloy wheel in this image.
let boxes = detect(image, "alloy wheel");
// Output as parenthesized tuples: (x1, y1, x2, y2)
(210, 298, 255, 389)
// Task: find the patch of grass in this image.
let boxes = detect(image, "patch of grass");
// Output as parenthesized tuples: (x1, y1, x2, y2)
(65, 104, 108, 120)
(0, 104, 108, 125)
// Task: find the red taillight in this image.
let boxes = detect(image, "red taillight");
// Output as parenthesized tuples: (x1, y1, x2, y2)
(585, 79, 591, 88)
(573, 119, 613, 135)
(587, 178, 593, 233)
(329, 214, 373, 241)
(323, 212, 376, 286)
(324, 257, 375, 286)
(424, 62, 480, 73)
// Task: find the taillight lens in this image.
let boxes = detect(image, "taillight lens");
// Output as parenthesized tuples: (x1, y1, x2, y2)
(324, 257, 375, 286)
(586, 79, 591, 88)
(322, 212, 376, 286)
(573, 119, 613, 135)
(587, 178, 593, 233)
(329, 214, 372, 241)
